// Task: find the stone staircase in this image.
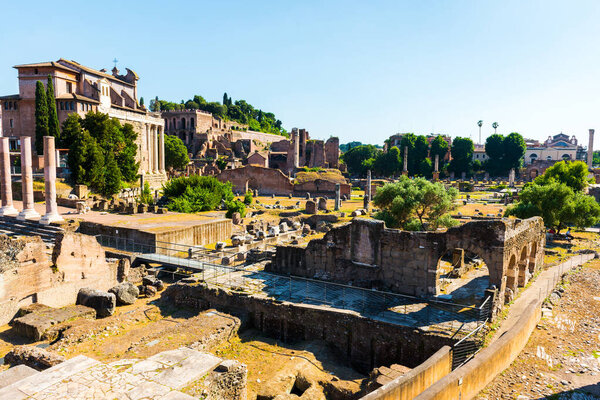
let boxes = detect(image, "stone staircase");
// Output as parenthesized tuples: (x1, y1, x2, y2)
(0, 348, 222, 399)
(0, 216, 64, 244)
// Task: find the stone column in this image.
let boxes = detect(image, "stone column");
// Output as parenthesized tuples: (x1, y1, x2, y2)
(40, 136, 63, 225)
(17, 136, 40, 220)
(588, 129, 594, 169)
(334, 183, 341, 211)
(432, 154, 440, 181)
(0, 137, 17, 216)
(509, 168, 515, 187)
(145, 124, 151, 174)
(402, 146, 408, 176)
(153, 125, 159, 174)
(366, 169, 372, 202)
(159, 126, 165, 173)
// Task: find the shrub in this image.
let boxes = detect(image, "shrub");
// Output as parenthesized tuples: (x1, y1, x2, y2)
(243, 190, 253, 205)
(226, 199, 246, 218)
(163, 175, 234, 213)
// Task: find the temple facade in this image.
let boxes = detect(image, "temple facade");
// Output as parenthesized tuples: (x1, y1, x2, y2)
(0, 59, 165, 182)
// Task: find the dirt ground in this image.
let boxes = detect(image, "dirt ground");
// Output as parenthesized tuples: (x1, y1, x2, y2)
(476, 260, 600, 400)
(0, 289, 366, 399)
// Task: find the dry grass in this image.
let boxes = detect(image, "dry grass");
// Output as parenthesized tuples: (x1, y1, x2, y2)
(294, 169, 347, 185)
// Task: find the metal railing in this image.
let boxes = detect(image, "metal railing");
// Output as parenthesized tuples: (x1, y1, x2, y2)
(95, 234, 491, 338)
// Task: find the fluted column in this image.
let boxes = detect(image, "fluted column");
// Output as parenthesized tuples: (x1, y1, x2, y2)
(17, 136, 40, 220)
(146, 124, 152, 174)
(153, 125, 159, 173)
(40, 136, 63, 225)
(159, 126, 165, 173)
(0, 137, 17, 216)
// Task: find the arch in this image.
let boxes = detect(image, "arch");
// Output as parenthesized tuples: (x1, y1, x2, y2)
(181, 117, 186, 129)
(528, 241, 538, 274)
(190, 117, 195, 128)
(547, 155, 552, 160)
(517, 246, 530, 287)
(562, 154, 571, 160)
(505, 254, 517, 302)
(435, 248, 490, 303)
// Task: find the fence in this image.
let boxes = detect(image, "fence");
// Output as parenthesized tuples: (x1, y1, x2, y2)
(95, 234, 491, 339)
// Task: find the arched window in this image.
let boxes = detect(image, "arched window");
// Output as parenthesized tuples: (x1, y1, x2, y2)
(181, 117, 186, 129)
(562, 154, 571, 160)
(70, 101, 74, 110)
(60, 102, 64, 110)
(190, 117, 195, 128)
(13, 102, 17, 110)
(547, 156, 552, 160)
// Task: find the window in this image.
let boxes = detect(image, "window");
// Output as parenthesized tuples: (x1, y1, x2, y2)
(69, 101, 74, 110)
(191, 117, 195, 128)
(60, 102, 64, 110)
(14, 102, 17, 110)
(34, 68, 38, 74)
(3, 102, 7, 110)
(66, 82, 72, 93)
(9, 119, 13, 128)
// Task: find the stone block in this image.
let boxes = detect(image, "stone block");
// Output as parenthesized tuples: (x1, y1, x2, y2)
(305, 200, 317, 214)
(76, 288, 116, 318)
(12, 305, 96, 341)
(109, 282, 140, 305)
(4, 345, 66, 371)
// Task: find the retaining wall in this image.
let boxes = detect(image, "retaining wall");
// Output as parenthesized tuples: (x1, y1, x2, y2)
(164, 283, 457, 374)
(360, 346, 452, 400)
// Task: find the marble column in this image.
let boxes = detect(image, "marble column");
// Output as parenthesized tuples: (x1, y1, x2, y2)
(402, 146, 408, 176)
(334, 183, 341, 211)
(366, 169, 372, 202)
(17, 136, 40, 220)
(153, 125, 159, 174)
(159, 126, 165, 173)
(146, 124, 152, 174)
(40, 136, 63, 225)
(0, 137, 17, 216)
(588, 129, 594, 169)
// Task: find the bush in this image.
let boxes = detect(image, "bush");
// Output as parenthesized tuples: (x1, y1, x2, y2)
(226, 199, 246, 218)
(139, 182, 153, 205)
(243, 190, 253, 205)
(163, 175, 234, 213)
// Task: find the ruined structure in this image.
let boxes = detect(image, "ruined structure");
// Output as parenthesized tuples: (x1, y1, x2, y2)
(0, 59, 166, 186)
(0, 232, 118, 325)
(272, 217, 545, 312)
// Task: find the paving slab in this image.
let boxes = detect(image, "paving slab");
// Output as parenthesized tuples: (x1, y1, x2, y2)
(0, 365, 38, 389)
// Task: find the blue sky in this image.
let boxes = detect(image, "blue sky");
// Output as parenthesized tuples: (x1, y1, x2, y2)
(1, 0, 600, 147)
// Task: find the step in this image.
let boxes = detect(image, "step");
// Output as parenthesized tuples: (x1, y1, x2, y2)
(0, 365, 38, 390)
(0, 355, 100, 400)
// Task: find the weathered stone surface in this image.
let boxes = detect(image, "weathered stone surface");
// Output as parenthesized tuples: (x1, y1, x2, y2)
(0, 234, 48, 272)
(108, 282, 140, 305)
(142, 275, 165, 291)
(0, 364, 38, 389)
(232, 212, 242, 225)
(317, 197, 328, 211)
(76, 288, 116, 318)
(144, 285, 158, 297)
(305, 200, 317, 214)
(117, 257, 131, 283)
(205, 360, 248, 400)
(231, 236, 244, 246)
(5, 345, 66, 371)
(12, 304, 96, 341)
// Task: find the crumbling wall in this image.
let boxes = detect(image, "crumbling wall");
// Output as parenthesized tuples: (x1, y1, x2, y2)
(0, 233, 117, 325)
(217, 165, 294, 195)
(272, 218, 545, 310)
(293, 179, 351, 198)
(164, 283, 456, 374)
(325, 137, 340, 169)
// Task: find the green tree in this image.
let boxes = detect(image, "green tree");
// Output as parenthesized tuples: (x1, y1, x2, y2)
(102, 152, 122, 196)
(448, 137, 474, 176)
(373, 146, 402, 177)
(342, 144, 380, 176)
(503, 132, 526, 170)
(34, 81, 49, 154)
(484, 134, 505, 176)
(46, 76, 60, 142)
(534, 160, 591, 192)
(505, 182, 600, 230)
(165, 134, 190, 170)
(140, 97, 144, 107)
(430, 136, 449, 165)
(372, 176, 458, 230)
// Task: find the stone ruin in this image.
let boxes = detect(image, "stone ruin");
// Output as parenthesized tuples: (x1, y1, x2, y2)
(272, 217, 546, 313)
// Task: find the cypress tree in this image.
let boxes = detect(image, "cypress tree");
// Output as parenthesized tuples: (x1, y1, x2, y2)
(46, 76, 61, 142)
(34, 81, 49, 154)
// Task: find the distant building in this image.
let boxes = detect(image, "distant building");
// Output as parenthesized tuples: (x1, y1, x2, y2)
(472, 145, 488, 163)
(0, 59, 165, 182)
(524, 133, 587, 165)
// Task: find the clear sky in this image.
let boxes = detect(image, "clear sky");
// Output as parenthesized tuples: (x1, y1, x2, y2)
(1, 0, 600, 148)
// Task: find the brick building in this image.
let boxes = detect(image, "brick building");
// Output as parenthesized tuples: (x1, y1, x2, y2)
(0, 59, 165, 184)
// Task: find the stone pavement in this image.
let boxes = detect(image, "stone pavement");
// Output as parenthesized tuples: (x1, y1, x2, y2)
(0, 348, 222, 399)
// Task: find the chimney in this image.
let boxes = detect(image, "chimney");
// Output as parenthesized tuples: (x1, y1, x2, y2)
(588, 129, 594, 169)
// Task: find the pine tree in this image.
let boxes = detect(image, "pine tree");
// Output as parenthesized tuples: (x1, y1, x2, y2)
(139, 97, 144, 107)
(46, 76, 61, 142)
(102, 152, 122, 196)
(223, 92, 228, 106)
(34, 81, 49, 154)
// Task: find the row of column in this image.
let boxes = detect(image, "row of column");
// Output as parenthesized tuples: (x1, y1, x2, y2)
(146, 124, 165, 174)
(0, 136, 63, 225)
